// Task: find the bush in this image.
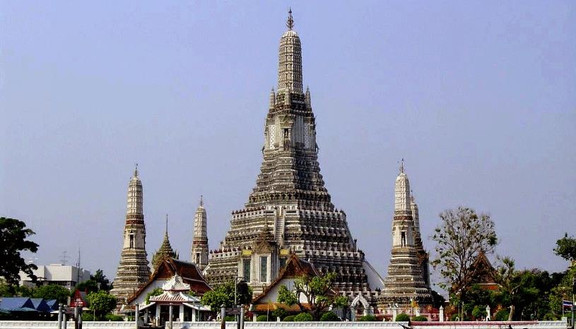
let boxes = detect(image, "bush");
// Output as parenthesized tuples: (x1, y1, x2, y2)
(224, 315, 235, 321)
(543, 313, 557, 320)
(293, 312, 313, 321)
(283, 315, 295, 322)
(256, 314, 270, 322)
(395, 313, 410, 321)
(272, 308, 287, 320)
(472, 305, 487, 320)
(412, 315, 427, 321)
(320, 311, 340, 321)
(493, 309, 509, 321)
(105, 314, 123, 321)
(358, 314, 378, 321)
(82, 313, 95, 321)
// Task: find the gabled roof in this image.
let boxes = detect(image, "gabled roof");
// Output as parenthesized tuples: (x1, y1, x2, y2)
(127, 257, 211, 304)
(0, 297, 36, 312)
(470, 251, 498, 286)
(29, 298, 51, 312)
(252, 254, 321, 304)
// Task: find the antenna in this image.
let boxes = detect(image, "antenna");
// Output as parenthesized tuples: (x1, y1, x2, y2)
(60, 251, 69, 265)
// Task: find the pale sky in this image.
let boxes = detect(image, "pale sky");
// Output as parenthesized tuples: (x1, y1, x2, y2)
(1, 1, 575, 290)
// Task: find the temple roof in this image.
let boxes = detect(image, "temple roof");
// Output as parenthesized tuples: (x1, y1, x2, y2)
(127, 258, 211, 304)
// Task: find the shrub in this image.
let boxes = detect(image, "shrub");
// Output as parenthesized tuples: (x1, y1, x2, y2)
(256, 314, 269, 322)
(493, 309, 509, 321)
(320, 311, 340, 321)
(224, 315, 235, 321)
(395, 313, 410, 321)
(358, 314, 378, 321)
(272, 308, 287, 320)
(294, 312, 313, 321)
(543, 313, 557, 320)
(283, 315, 295, 322)
(471, 305, 487, 320)
(105, 314, 123, 321)
(82, 313, 95, 321)
(412, 315, 427, 321)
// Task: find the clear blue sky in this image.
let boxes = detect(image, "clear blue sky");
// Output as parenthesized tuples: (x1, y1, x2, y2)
(1, 1, 574, 290)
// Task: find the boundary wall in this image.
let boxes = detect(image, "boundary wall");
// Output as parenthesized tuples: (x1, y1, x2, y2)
(0, 321, 567, 329)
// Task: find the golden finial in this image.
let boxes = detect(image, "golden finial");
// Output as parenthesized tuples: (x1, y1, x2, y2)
(286, 8, 294, 30)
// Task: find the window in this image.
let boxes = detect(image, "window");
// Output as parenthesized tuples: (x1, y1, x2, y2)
(401, 231, 406, 247)
(129, 234, 134, 249)
(196, 252, 201, 264)
(243, 259, 251, 282)
(260, 256, 268, 283)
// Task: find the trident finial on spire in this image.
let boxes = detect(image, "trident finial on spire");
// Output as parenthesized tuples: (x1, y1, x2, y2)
(134, 163, 139, 177)
(286, 8, 294, 30)
(400, 158, 405, 173)
(200, 195, 204, 207)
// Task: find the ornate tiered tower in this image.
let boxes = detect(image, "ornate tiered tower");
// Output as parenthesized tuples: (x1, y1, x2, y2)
(191, 196, 209, 271)
(380, 161, 431, 307)
(204, 10, 371, 296)
(111, 166, 151, 304)
(152, 215, 178, 271)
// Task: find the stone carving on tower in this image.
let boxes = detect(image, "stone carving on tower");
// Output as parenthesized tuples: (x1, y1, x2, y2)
(111, 166, 151, 304)
(379, 161, 432, 307)
(204, 10, 372, 297)
(191, 196, 209, 271)
(152, 215, 178, 272)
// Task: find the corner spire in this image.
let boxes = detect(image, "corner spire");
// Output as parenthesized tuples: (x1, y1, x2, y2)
(286, 8, 294, 30)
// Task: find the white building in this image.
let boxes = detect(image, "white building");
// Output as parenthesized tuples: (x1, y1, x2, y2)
(19, 264, 91, 290)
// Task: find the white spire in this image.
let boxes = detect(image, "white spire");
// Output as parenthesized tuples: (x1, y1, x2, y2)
(394, 159, 411, 215)
(127, 165, 143, 216)
(278, 9, 303, 93)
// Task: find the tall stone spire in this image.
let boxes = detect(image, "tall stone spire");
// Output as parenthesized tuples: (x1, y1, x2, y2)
(205, 11, 371, 296)
(380, 163, 431, 307)
(411, 194, 431, 286)
(191, 196, 209, 271)
(152, 214, 178, 271)
(111, 165, 151, 304)
(277, 9, 303, 93)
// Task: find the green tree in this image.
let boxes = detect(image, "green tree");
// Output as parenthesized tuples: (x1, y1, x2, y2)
(554, 233, 576, 263)
(200, 280, 252, 311)
(145, 288, 163, 304)
(34, 284, 70, 304)
(431, 207, 497, 302)
(276, 272, 348, 320)
(0, 217, 39, 285)
(90, 269, 112, 291)
(86, 290, 117, 320)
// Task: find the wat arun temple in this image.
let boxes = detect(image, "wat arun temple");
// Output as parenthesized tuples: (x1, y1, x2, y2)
(111, 11, 432, 312)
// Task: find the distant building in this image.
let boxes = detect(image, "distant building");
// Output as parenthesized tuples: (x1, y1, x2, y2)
(19, 264, 91, 290)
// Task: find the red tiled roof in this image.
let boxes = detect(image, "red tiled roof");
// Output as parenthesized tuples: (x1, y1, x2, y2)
(127, 258, 211, 304)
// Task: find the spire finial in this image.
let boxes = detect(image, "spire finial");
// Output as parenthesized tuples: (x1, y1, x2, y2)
(286, 8, 294, 30)
(165, 214, 169, 235)
(200, 195, 204, 207)
(400, 158, 405, 173)
(134, 163, 139, 177)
